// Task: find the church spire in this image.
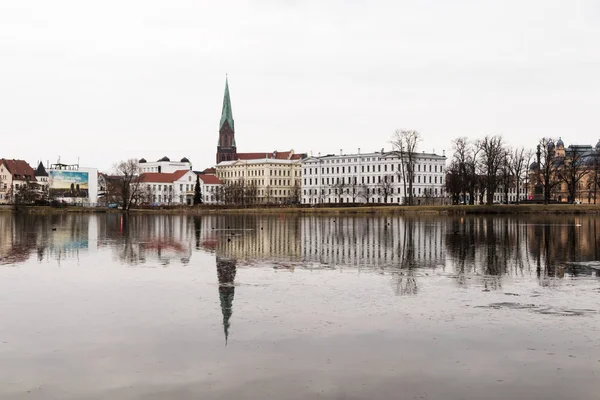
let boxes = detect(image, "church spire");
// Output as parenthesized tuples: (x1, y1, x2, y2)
(219, 76, 234, 131)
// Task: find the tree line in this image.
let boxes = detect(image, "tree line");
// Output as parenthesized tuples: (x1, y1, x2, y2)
(445, 136, 600, 205)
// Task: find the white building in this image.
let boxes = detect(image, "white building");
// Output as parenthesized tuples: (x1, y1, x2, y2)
(47, 163, 99, 205)
(215, 158, 302, 204)
(301, 150, 447, 205)
(139, 170, 223, 206)
(138, 156, 192, 174)
(197, 174, 223, 205)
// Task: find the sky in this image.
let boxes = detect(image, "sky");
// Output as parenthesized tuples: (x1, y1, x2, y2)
(1, 0, 599, 172)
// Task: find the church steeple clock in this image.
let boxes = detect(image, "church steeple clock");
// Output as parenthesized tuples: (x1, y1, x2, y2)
(216, 77, 237, 163)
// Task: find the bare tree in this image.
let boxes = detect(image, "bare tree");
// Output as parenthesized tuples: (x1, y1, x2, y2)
(451, 137, 480, 205)
(244, 181, 258, 205)
(14, 182, 38, 204)
(360, 183, 373, 204)
(114, 159, 142, 211)
(498, 148, 513, 204)
(535, 138, 561, 204)
(378, 174, 394, 204)
(391, 129, 421, 205)
(333, 177, 348, 204)
(558, 147, 589, 203)
(348, 176, 361, 203)
(445, 160, 462, 204)
(289, 181, 301, 205)
(590, 148, 600, 204)
(477, 135, 505, 205)
(510, 147, 532, 204)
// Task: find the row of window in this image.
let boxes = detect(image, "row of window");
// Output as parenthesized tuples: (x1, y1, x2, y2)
(220, 169, 299, 178)
(309, 156, 441, 164)
(302, 196, 438, 204)
(304, 163, 443, 175)
(304, 174, 443, 186)
(304, 186, 439, 196)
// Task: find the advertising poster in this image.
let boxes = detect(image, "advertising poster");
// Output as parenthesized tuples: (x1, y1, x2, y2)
(49, 170, 89, 198)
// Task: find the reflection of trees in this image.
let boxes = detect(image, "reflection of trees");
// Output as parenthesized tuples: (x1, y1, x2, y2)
(392, 218, 418, 295)
(216, 257, 236, 344)
(446, 216, 600, 288)
(0, 214, 92, 265)
(445, 217, 528, 289)
(107, 214, 193, 265)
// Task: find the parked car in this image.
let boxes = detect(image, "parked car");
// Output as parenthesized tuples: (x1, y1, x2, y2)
(108, 203, 118, 209)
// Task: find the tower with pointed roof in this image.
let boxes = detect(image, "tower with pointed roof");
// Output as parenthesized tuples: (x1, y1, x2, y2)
(216, 77, 237, 163)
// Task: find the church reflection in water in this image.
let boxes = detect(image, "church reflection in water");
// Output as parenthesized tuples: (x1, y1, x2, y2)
(2, 213, 600, 341)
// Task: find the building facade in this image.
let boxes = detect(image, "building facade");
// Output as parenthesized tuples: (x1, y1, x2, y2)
(301, 150, 447, 205)
(139, 156, 192, 174)
(0, 159, 38, 204)
(215, 158, 302, 204)
(139, 170, 200, 206)
(197, 174, 223, 205)
(46, 163, 99, 205)
(529, 138, 600, 203)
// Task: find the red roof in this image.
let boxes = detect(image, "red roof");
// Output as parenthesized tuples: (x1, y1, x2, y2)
(199, 175, 223, 184)
(172, 170, 189, 180)
(237, 151, 305, 160)
(139, 170, 193, 184)
(1, 159, 37, 181)
(139, 172, 174, 183)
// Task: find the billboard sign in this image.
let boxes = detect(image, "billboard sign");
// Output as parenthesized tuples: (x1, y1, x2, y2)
(49, 170, 89, 198)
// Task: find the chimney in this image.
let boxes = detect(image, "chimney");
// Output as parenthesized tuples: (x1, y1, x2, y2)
(443, 150, 446, 157)
(340, 149, 342, 156)
(358, 148, 361, 154)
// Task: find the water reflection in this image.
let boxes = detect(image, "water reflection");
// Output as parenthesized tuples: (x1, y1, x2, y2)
(2, 213, 600, 283)
(216, 257, 236, 344)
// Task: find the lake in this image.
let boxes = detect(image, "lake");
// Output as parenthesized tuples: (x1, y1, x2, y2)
(0, 213, 599, 399)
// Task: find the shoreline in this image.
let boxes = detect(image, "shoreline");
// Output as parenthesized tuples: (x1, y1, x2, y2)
(3, 204, 600, 215)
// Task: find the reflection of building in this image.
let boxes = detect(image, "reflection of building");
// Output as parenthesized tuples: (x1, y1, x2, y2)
(216, 257, 236, 343)
(196, 215, 302, 262)
(301, 216, 446, 267)
(105, 214, 194, 265)
(47, 162, 99, 205)
(301, 151, 447, 205)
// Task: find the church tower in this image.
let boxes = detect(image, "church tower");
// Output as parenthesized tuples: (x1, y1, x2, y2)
(216, 77, 237, 163)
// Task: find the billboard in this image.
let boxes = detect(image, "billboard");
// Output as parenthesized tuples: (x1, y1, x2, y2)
(49, 170, 89, 198)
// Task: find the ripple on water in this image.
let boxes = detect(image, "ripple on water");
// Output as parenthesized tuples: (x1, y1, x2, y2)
(478, 302, 598, 317)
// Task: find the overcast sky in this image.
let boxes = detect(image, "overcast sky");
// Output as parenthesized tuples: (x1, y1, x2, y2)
(1, 0, 599, 172)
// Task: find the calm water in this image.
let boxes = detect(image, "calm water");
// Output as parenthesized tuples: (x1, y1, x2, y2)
(0, 213, 599, 400)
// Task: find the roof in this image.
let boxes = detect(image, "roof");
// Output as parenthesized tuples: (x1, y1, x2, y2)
(1, 159, 37, 181)
(236, 150, 306, 160)
(302, 151, 446, 163)
(220, 77, 234, 131)
(34, 161, 48, 177)
(139, 170, 193, 184)
(199, 175, 223, 185)
(217, 158, 302, 167)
